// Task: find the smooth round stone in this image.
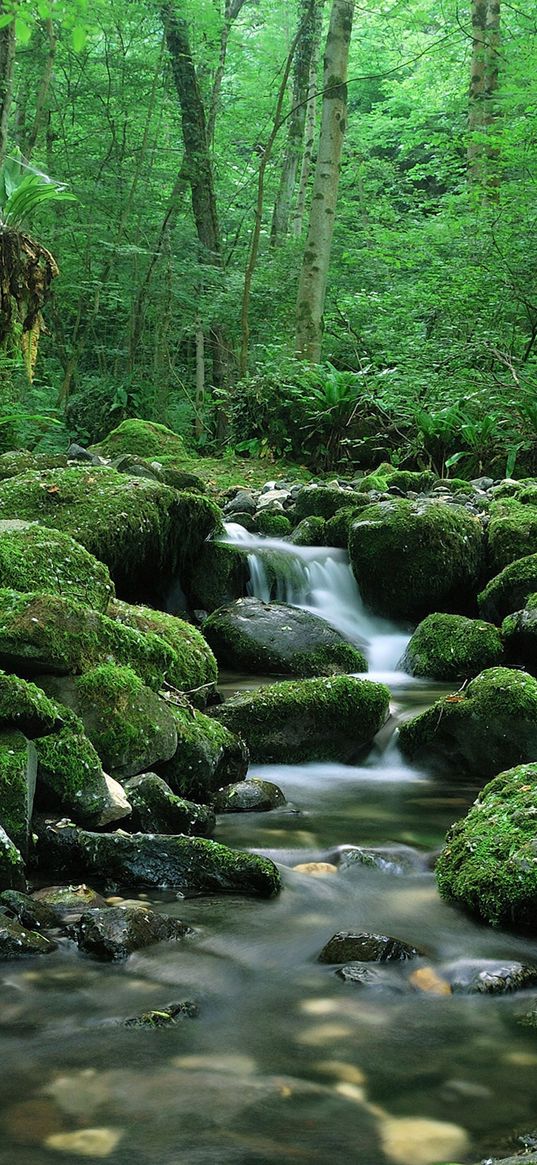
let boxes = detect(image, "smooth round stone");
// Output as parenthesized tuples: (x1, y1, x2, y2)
(319, 931, 423, 964)
(214, 778, 286, 813)
(293, 862, 338, 876)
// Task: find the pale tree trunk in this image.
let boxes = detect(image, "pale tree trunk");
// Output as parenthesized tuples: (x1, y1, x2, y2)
(270, 0, 323, 247)
(0, 3, 16, 167)
(208, 0, 251, 147)
(468, 0, 501, 189)
(292, 25, 322, 237)
(295, 0, 354, 363)
(195, 316, 205, 438)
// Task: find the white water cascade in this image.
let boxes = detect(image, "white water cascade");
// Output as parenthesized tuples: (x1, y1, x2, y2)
(220, 523, 410, 679)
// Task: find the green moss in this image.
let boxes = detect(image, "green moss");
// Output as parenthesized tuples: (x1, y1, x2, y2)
(294, 485, 367, 520)
(157, 703, 248, 802)
(349, 498, 484, 619)
(0, 671, 62, 736)
(324, 506, 364, 548)
(124, 773, 215, 837)
(436, 762, 537, 928)
(188, 541, 247, 613)
(0, 524, 114, 612)
(158, 467, 206, 493)
(289, 516, 326, 546)
(0, 730, 36, 855)
(0, 451, 38, 479)
(518, 484, 537, 505)
(487, 499, 537, 574)
(502, 606, 537, 673)
(386, 469, 437, 492)
(399, 666, 537, 779)
(91, 419, 188, 460)
(0, 589, 174, 689)
(0, 825, 25, 890)
(109, 600, 217, 707)
(0, 467, 222, 602)
(210, 675, 389, 763)
(255, 511, 292, 537)
(35, 709, 111, 823)
(400, 613, 504, 680)
(478, 554, 537, 624)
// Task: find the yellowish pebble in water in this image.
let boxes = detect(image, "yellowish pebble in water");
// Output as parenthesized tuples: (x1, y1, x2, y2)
(44, 1071, 108, 1119)
(295, 1023, 353, 1046)
(293, 862, 338, 876)
(313, 1060, 367, 1086)
(503, 1050, 537, 1066)
(44, 1128, 124, 1158)
(300, 998, 342, 1016)
(171, 1054, 257, 1075)
(379, 1116, 469, 1165)
(409, 966, 452, 996)
(333, 1082, 367, 1104)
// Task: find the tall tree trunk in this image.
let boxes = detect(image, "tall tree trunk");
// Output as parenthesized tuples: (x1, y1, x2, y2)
(24, 18, 57, 161)
(292, 23, 322, 237)
(208, 0, 250, 147)
(295, 0, 354, 363)
(468, 0, 501, 189)
(0, 3, 16, 166)
(270, 0, 322, 247)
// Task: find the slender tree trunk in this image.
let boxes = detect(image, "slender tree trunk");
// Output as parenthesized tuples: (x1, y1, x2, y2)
(0, 3, 16, 166)
(24, 18, 57, 161)
(195, 316, 205, 438)
(468, 0, 501, 189)
(270, 0, 322, 247)
(208, 0, 250, 146)
(295, 0, 354, 363)
(292, 23, 322, 237)
(483, 0, 501, 192)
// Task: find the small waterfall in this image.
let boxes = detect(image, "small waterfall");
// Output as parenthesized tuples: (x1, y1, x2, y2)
(220, 524, 410, 675)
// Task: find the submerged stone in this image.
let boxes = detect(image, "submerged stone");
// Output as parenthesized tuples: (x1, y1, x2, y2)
(32, 883, 107, 922)
(123, 1000, 199, 1028)
(71, 905, 192, 961)
(335, 962, 408, 992)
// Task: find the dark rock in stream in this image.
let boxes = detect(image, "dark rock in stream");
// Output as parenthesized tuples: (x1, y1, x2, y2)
(70, 905, 192, 961)
(338, 844, 426, 876)
(31, 883, 108, 922)
(123, 1000, 199, 1027)
(319, 930, 423, 964)
(0, 890, 59, 930)
(33, 819, 282, 897)
(335, 962, 409, 993)
(123, 772, 215, 836)
(213, 778, 286, 813)
(0, 914, 57, 959)
(441, 959, 537, 995)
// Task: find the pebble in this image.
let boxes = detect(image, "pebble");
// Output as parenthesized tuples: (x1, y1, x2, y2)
(295, 1022, 353, 1046)
(44, 1128, 124, 1157)
(379, 1115, 470, 1165)
(171, 1053, 256, 1075)
(409, 966, 452, 996)
(314, 1060, 367, 1086)
(293, 862, 338, 876)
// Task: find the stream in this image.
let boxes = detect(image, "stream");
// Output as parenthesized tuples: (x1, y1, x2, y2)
(1, 533, 536, 1165)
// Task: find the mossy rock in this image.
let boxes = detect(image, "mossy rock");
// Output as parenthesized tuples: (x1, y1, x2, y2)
(0, 467, 221, 604)
(34, 820, 281, 898)
(158, 467, 206, 493)
(0, 523, 114, 612)
(39, 667, 178, 781)
(0, 826, 25, 891)
(348, 499, 484, 620)
(255, 511, 292, 537)
(124, 772, 215, 837)
(35, 708, 132, 827)
(0, 451, 67, 481)
(91, 419, 188, 461)
(156, 702, 248, 803)
(487, 499, 537, 575)
(399, 667, 537, 780)
(294, 485, 367, 521)
(400, 614, 504, 681)
(386, 469, 437, 493)
(0, 590, 174, 690)
(289, 516, 326, 546)
(0, 914, 57, 958)
(358, 462, 395, 492)
(0, 671, 63, 737)
(0, 731, 36, 857)
(188, 541, 247, 613)
(502, 605, 537, 674)
(325, 505, 366, 549)
(436, 762, 537, 929)
(478, 554, 537, 624)
(204, 598, 367, 677)
(109, 599, 217, 707)
(209, 675, 389, 764)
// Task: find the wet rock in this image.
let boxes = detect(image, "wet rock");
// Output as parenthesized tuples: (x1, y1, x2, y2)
(502, 603, 537, 674)
(32, 883, 108, 922)
(34, 820, 282, 897)
(224, 490, 257, 515)
(338, 845, 424, 876)
(204, 597, 367, 677)
(400, 612, 504, 681)
(3, 1098, 64, 1146)
(109, 599, 217, 708)
(0, 825, 25, 890)
(479, 554, 537, 623)
(39, 667, 178, 780)
(123, 772, 215, 836)
(487, 500, 537, 574)
(0, 890, 59, 930)
(156, 704, 248, 803)
(213, 778, 286, 813)
(318, 931, 422, 964)
(0, 730, 36, 856)
(409, 966, 452, 995)
(441, 958, 537, 995)
(209, 675, 389, 764)
(335, 962, 408, 992)
(188, 541, 247, 614)
(123, 1000, 199, 1027)
(71, 905, 192, 961)
(0, 914, 57, 959)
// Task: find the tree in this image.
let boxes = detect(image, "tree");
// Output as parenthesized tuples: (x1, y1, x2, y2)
(468, 0, 501, 189)
(0, 2, 15, 166)
(295, 0, 354, 362)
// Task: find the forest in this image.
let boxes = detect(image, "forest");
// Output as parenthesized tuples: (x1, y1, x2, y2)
(0, 0, 535, 479)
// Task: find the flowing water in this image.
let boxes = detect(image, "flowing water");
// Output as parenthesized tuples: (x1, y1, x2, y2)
(1, 535, 537, 1165)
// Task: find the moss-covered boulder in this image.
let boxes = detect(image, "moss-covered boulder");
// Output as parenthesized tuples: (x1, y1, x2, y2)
(348, 499, 484, 619)
(204, 598, 367, 677)
(210, 675, 389, 764)
(34, 819, 281, 897)
(35, 709, 132, 826)
(399, 667, 537, 779)
(478, 554, 537, 624)
(324, 507, 363, 548)
(0, 467, 221, 604)
(156, 704, 248, 802)
(0, 914, 57, 958)
(159, 467, 206, 493)
(0, 451, 67, 481)
(0, 524, 114, 612)
(39, 666, 178, 781)
(109, 600, 217, 707)
(91, 418, 188, 461)
(124, 772, 215, 836)
(0, 826, 25, 890)
(399, 614, 504, 681)
(386, 469, 437, 493)
(294, 485, 367, 521)
(289, 516, 326, 546)
(0, 731, 36, 857)
(487, 500, 537, 575)
(0, 590, 174, 689)
(436, 762, 537, 929)
(188, 541, 247, 613)
(502, 601, 537, 673)
(0, 672, 62, 737)
(255, 512, 292, 537)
